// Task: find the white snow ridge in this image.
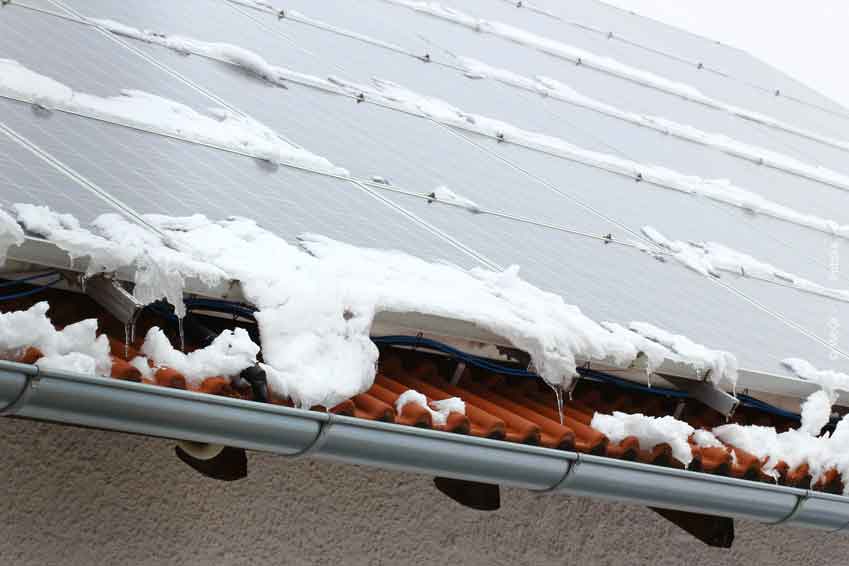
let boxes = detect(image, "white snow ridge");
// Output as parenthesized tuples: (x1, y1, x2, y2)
(0, 59, 347, 176)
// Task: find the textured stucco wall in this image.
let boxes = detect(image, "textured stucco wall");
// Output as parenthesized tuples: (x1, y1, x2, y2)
(1, 418, 846, 566)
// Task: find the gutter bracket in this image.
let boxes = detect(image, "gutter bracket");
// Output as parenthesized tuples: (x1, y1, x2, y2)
(433, 477, 501, 511)
(85, 275, 143, 326)
(650, 507, 734, 548)
(0, 366, 39, 416)
(663, 375, 739, 417)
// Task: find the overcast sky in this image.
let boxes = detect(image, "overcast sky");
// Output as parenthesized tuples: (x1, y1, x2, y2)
(602, 0, 849, 109)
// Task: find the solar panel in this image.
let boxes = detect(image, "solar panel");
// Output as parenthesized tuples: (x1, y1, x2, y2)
(1, 0, 848, 381)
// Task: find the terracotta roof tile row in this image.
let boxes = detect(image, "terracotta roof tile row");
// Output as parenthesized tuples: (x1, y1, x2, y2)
(0, 288, 839, 495)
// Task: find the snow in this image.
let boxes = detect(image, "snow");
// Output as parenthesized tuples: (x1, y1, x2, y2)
(13, 205, 224, 317)
(0, 207, 25, 267)
(627, 322, 738, 389)
(149, 214, 640, 407)
(599, 321, 671, 377)
(431, 396, 466, 415)
(383, 1, 707, 102)
(395, 388, 465, 425)
(86, 18, 339, 95)
(782, 358, 849, 396)
(591, 411, 695, 466)
(130, 356, 155, 380)
(713, 402, 849, 487)
(641, 226, 717, 278)
(0, 59, 345, 176)
(692, 429, 725, 449)
(36, 352, 98, 375)
(0, 58, 72, 108)
(0, 302, 111, 375)
(7, 204, 755, 407)
(800, 389, 835, 436)
(384, 1, 849, 154)
(459, 57, 849, 192)
(640, 226, 849, 302)
(429, 186, 481, 213)
(140, 327, 259, 387)
(14, 203, 136, 274)
(587, 388, 849, 491)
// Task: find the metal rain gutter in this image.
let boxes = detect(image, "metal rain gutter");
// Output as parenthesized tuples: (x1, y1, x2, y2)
(1, 361, 848, 531)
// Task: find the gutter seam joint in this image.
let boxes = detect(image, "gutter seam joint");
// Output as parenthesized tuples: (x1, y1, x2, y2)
(0, 364, 40, 416)
(287, 412, 334, 458)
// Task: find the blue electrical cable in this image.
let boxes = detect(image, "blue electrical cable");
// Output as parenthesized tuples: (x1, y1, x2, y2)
(138, 297, 805, 422)
(0, 271, 59, 288)
(372, 334, 802, 421)
(184, 298, 257, 320)
(0, 274, 62, 301)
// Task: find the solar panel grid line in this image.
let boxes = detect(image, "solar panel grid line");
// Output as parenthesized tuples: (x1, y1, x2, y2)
(0, 120, 167, 237)
(710, 275, 849, 363)
(44, 0, 258, 126)
(358, 177, 650, 251)
(3, 0, 80, 24)
(499, 0, 849, 122)
(345, 178, 502, 271)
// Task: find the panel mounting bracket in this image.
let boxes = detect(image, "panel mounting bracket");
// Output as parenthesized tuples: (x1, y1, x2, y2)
(663, 374, 739, 417)
(85, 275, 143, 326)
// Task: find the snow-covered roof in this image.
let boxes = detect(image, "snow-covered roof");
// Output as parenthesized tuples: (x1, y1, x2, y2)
(1, 0, 848, 395)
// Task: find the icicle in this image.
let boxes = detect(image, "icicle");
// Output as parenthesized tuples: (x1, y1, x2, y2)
(177, 316, 185, 353)
(123, 311, 139, 359)
(546, 376, 568, 425)
(123, 322, 132, 359)
(552, 383, 564, 425)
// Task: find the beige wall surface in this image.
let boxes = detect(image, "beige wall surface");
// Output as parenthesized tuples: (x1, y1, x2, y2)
(1, 418, 846, 566)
